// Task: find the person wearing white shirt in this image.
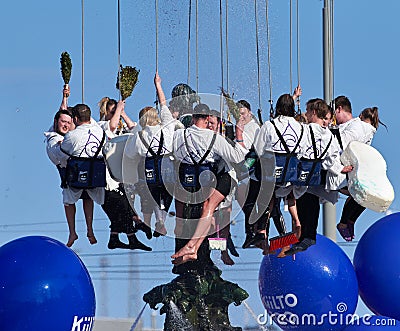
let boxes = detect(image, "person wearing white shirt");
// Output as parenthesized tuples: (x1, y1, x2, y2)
(59, 104, 106, 247)
(251, 93, 304, 253)
(284, 98, 352, 256)
(45, 109, 73, 169)
(171, 103, 247, 266)
(97, 98, 152, 251)
(331, 98, 380, 241)
(124, 72, 176, 239)
(206, 111, 240, 265)
(44, 86, 94, 248)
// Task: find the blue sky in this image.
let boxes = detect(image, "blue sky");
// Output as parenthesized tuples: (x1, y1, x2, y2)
(1, 0, 399, 329)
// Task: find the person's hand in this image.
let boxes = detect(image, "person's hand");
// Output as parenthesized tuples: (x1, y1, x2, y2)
(116, 100, 125, 113)
(235, 119, 245, 141)
(293, 85, 302, 100)
(341, 165, 354, 173)
(236, 117, 246, 132)
(154, 72, 161, 86)
(63, 85, 70, 98)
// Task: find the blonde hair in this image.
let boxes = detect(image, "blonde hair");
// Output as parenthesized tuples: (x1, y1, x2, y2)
(98, 96, 123, 130)
(359, 107, 386, 130)
(98, 97, 111, 120)
(139, 106, 161, 128)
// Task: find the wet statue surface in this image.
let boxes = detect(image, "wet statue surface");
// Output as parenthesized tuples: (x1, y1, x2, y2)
(143, 202, 249, 331)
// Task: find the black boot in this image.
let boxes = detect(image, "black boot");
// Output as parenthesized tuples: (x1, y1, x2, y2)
(107, 234, 130, 250)
(242, 232, 255, 249)
(227, 234, 239, 257)
(128, 234, 152, 251)
(135, 222, 153, 240)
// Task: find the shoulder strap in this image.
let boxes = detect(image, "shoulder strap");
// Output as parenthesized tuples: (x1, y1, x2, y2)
(294, 125, 304, 153)
(271, 119, 290, 153)
(93, 131, 106, 158)
(271, 119, 304, 154)
(330, 127, 344, 150)
(309, 126, 318, 159)
(60, 130, 106, 159)
(184, 129, 217, 165)
(138, 130, 164, 157)
(319, 135, 333, 160)
(309, 126, 333, 160)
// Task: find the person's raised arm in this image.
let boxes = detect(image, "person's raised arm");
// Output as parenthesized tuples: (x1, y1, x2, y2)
(59, 85, 70, 110)
(292, 85, 302, 102)
(154, 72, 166, 106)
(235, 119, 246, 149)
(109, 100, 125, 132)
(120, 107, 137, 130)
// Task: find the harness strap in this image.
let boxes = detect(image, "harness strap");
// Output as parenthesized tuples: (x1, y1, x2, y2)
(182, 129, 217, 191)
(183, 129, 217, 166)
(138, 130, 166, 185)
(303, 127, 333, 185)
(60, 130, 106, 188)
(271, 119, 304, 182)
(138, 130, 164, 158)
(330, 127, 344, 150)
(60, 130, 106, 159)
(271, 119, 304, 154)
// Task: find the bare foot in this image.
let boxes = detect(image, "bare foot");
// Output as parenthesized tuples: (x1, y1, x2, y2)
(171, 245, 197, 265)
(171, 253, 198, 265)
(221, 250, 235, 265)
(66, 233, 78, 247)
(171, 244, 196, 258)
(277, 245, 291, 258)
(87, 233, 97, 245)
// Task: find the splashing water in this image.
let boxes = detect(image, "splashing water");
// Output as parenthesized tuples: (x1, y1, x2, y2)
(168, 300, 194, 331)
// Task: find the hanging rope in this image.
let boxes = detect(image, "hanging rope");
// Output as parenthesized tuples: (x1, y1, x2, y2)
(117, 0, 122, 101)
(155, 0, 159, 110)
(187, 0, 192, 85)
(330, 0, 335, 111)
(155, 0, 159, 73)
(296, 0, 301, 116)
(195, 0, 199, 92)
(289, 0, 293, 94)
(254, 0, 262, 116)
(265, 0, 274, 119)
(81, 0, 85, 103)
(225, 0, 230, 94)
(219, 0, 225, 133)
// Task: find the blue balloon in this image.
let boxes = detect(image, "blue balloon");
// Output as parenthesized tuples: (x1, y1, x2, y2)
(0, 236, 95, 331)
(259, 234, 358, 331)
(354, 212, 400, 321)
(342, 315, 400, 330)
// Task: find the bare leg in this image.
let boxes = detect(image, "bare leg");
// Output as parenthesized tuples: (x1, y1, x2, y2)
(153, 207, 167, 237)
(64, 204, 78, 247)
(236, 181, 249, 209)
(251, 197, 274, 254)
(277, 194, 300, 258)
(83, 198, 97, 245)
(174, 200, 184, 236)
(143, 213, 152, 228)
(171, 189, 225, 265)
(287, 193, 301, 239)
